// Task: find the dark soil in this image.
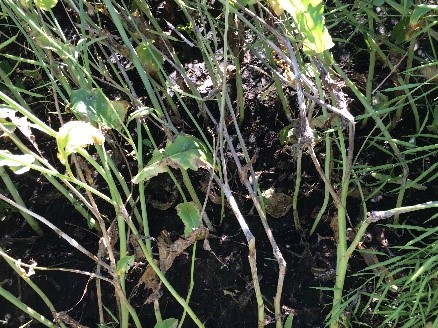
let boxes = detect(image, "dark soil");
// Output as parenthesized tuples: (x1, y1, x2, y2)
(1, 2, 437, 328)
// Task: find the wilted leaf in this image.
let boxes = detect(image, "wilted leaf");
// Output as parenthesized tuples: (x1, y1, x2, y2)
(133, 259, 161, 304)
(262, 187, 293, 218)
(155, 319, 178, 328)
(0, 150, 35, 174)
(176, 202, 201, 236)
(56, 121, 104, 166)
(70, 89, 127, 130)
(34, 0, 58, 11)
(158, 228, 208, 272)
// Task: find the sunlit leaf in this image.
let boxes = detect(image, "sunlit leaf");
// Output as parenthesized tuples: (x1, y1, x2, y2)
(176, 202, 202, 236)
(154, 318, 178, 328)
(268, 0, 284, 15)
(70, 89, 127, 130)
(132, 135, 212, 184)
(0, 150, 34, 174)
(270, 0, 334, 54)
(56, 121, 104, 166)
(34, 0, 58, 11)
(127, 107, 155, 124)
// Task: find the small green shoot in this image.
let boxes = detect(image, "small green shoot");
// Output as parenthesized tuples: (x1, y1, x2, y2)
(116, 255, 135, 276)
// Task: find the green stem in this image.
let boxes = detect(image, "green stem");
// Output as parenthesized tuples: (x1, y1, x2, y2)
(0, 286, 58, 328)
(292, 149, 303, 231)
(178, 241, 197, 328)
(128, 227, 204, 327)
(0, 167, 43, 236)
(0, 247, 67, 328)
(95, 146, 129, 327)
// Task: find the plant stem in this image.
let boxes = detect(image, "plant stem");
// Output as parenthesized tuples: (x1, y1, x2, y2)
(0, 167, 43, 236)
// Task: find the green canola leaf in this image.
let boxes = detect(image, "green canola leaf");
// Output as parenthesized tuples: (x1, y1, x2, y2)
(34, 0, 58, 11)
(132, 135, 212, 183)
(411, 5, 437, 24)
(70, 89, 127, 131)
(164, 135, 212, 171)
(116, 255, 135, 276)
(176, 202, 202, 236)
(56, 121, 104, 167)
(0, 150, 35, 174)
(136, 41, 164, 75)
(154, 318, 178, 328)
(390, 17, 410, 44)
(272, 0, 334, 54)
(132, 149, 167, 183)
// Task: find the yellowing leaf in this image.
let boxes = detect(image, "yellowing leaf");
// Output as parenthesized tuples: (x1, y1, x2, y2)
(34, 0, 58, 11)
(269, 0, 334, 54)
(111, 100, 129, 123)
(57, 121, 104, 166)
(268, 0, 284, 16)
